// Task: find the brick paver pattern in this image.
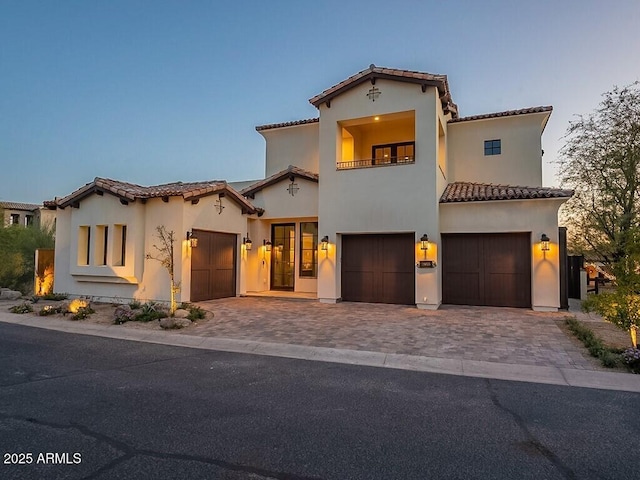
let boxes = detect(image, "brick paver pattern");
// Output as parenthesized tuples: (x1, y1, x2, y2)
(187, 297, 594, 370)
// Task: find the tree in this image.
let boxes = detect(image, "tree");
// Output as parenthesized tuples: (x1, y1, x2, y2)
(145, 226, 179, 315)
(558, 81, 640, 270)
(559, 82, 640, 347)
(0, 222, 55, 294)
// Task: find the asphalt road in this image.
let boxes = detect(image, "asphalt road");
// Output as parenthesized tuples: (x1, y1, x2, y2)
(0, 322, 638, 480)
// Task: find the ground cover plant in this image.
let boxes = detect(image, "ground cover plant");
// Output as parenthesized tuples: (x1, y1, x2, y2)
(565, 317, 626, 369)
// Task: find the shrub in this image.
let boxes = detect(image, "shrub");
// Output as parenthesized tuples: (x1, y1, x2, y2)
(38, 305, 64, 316)
(114, 305, 136, 325)
(42, 292, 69, 301)
(128, 299, 142, 310)
(621, 347, 640, 373)
(133, 301, 167, 322)
(179, 303, 206, 321)
(565, 317, 622, 369)
(9, 302, 33, 314)
(71, 305, 94, 321)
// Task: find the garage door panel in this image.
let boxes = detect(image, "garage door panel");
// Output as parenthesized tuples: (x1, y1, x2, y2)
(443, 233, 530, 308)
(190, 270, 210, 302)
(342, 271, 375, 303)
(443, 273, 482, 305)
(382, 272, 414, 304)
(342, 234, 414, 305)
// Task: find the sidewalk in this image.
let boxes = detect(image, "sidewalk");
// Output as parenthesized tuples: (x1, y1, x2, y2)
(1, 308, 639, 393)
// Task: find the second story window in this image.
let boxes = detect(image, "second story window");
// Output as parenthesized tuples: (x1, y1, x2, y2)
(484, 139, 501, 156)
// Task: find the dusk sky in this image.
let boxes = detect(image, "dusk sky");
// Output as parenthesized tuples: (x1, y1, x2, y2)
(1, 0, 639, 203)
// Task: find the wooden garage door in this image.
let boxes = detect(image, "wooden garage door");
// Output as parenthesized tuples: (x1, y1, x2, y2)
(190, 230, 237, 302)
(342, 234, 415, 305)
(442, 233, 531, 308)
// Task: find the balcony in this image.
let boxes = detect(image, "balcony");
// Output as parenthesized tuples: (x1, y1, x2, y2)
(336, 155, 415, 170)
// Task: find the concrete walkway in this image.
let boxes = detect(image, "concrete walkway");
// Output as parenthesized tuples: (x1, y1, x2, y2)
(1, 299, 639, 393)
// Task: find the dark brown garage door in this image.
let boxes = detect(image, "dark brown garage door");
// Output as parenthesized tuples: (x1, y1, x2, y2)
(341, 234, 415, 305)
(442, 233, 531, 308)
(190, 230, 237, 302)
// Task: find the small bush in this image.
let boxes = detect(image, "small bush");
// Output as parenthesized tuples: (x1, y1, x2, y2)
(113, 305, 136, 325)
(132, 301, 167, 322)
(565, 317, 622, 369)
(71, 305, 94, 321)
(9, 303, 33, 314)
(128, 299, 142, 310)
(621, 347, 640, 373)
(42, 293, 69, 301)
(38, 305, 64, 316)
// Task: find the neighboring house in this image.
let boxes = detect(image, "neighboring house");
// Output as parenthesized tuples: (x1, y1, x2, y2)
(1, 201, 55, 229)
(49, 65, 572, 311)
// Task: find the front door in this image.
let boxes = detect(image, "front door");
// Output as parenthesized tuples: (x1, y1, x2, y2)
(271, 224, 295, 290)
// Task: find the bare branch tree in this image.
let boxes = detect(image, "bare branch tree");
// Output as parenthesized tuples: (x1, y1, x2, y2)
(146, 226, 180, 314)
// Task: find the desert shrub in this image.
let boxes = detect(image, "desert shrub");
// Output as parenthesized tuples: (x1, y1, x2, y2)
(42, 292, 68, 301)
(621, 347, 640, 373)
(179, 303, 206, 321)
(71, 305, 94, 321)
(9, 302, 33, 314)
(565, 317, 622, 368)
(113, 305, 136, 325)
(38, 305, 64, 316)
(133, 301, 167, 322)
(128, 299, 142, 310)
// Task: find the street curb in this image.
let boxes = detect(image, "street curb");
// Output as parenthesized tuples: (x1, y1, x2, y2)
(1, 313, 639, 393)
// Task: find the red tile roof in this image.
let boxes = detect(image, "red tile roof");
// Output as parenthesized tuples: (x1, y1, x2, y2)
(440, 182, 573, 203)
(448, 106, 553, 123)
(255, 118, 319, 132)
(52, 177, 260, 214)
(309, 64, 458, 117)
(0, 201, 42, 211)
(240, 165, 319, 198)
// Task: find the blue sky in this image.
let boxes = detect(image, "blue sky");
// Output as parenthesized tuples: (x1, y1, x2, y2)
(1, 0, 639, 203)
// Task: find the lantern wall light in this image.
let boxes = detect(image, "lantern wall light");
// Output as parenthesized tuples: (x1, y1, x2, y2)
(263, 239, 272, 252)
(186, 231, 198, 248)
(243, 234, 252, 251)
(321, 235, 329, 251)
(540, 233, 550, 251)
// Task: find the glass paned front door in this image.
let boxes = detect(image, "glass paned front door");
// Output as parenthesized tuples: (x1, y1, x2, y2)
(271, 224, 295, 290)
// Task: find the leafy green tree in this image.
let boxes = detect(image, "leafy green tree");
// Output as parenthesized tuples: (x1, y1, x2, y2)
(0, 221, 55, 294)
(558, 81, 640, 269)
(559, 82, 640, 346)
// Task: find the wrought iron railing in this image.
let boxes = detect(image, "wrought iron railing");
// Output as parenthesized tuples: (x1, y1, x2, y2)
(336, 156, 415, 170)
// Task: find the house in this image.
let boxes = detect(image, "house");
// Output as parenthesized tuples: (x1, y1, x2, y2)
(1, 201, 55, 229)
(49, 65, 572, 311)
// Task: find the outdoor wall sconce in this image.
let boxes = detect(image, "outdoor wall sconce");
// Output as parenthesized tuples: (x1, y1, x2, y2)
(540, 233, 550, 251)
(420, 234, 429, 251)
(321, 235, 329, 251)
(243, 234, 252, 251)
(263, 239, 272, 252)
(186, 231, 198, 248)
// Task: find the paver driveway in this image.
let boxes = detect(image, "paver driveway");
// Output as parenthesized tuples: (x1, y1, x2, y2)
(189, 297, 594, 370)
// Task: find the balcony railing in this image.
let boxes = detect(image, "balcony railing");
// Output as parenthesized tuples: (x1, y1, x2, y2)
(336, 156, 415, 170)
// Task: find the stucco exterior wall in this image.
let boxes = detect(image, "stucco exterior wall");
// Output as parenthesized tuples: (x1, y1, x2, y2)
(317, 80, 442, 308)
(181, 193, 250, 299)
(248, 178, 318, 220)
(447, 113, 547, 186)
(259, 122, 319, 176)
(440, 198, 566, 310)
(54, 193, 146, 301)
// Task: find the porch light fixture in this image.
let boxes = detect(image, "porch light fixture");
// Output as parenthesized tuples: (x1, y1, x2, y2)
(420, 234, 429, 251)
(243, 234, 252, 251)
(419, 234, 430, 260)
(186, 231, 198, 248)
(321, 235, 329, 251)
(263, 239, 272, 252)
(540, 233, 550, 251)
